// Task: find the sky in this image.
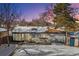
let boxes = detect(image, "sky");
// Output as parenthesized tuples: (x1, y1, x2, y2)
(71, 3, 79, 20)
(1, 3, 79, 21)
(13, 3, 50, 21)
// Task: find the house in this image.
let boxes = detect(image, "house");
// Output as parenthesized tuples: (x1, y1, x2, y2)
(12, 26, 66, 44)
(12, 26, 51, 44)
(0, 28, 8, 45)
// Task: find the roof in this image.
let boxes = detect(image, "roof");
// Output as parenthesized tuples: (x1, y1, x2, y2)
(0, 28, 7, 32)
(47, 28, 63, 32)
(12, 26, 48, 33)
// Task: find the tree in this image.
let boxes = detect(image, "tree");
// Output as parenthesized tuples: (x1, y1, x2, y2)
(53, 3, 78, 45)
(29, 18, 52, 26)
(0, 4, 4, 27)
(40, 4, 55, 27)
(0, 3, 20, 46)
(19, 18, 27, 26)
(0, 15, 3, 27)
(53, 3, 77, 32)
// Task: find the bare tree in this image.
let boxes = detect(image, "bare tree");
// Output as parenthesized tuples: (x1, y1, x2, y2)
(19, 18, 27, 26)
(40, 4, 55, 27)
(0, 3, 20, 46)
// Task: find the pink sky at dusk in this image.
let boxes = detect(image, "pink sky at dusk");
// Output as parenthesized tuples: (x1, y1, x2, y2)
(71, 3, 79, 20)
(71, 3, 79, 8)
(17, 3, 79, 21)
(2, 3, 79, 21)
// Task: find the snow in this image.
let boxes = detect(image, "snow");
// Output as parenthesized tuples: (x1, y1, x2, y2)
(13, 49, 28, 56)
(13, 44, 79, 56)
(12, 26, 48, 33)
(25, 49, 41, 55)
(0, 28, 7, 32)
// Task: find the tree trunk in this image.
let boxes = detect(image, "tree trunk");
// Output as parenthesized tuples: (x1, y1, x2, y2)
(65, 31, 69, 45)
(7, 29, 10, 47)
(0, 33, 1, 46)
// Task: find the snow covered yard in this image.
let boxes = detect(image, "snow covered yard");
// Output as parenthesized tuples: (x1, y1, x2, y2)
(12, 43, 79, 56)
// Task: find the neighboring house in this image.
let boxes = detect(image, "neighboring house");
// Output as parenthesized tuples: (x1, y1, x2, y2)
(12, 26, 66, 44)
(0, 28, 8, 45)
(66, 32, 79, 47)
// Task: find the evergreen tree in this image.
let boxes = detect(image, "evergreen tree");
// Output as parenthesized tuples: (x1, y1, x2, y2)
(53, 3, 77, 32)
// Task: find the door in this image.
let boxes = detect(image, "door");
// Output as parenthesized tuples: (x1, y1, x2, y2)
(70, 37, 75, 46)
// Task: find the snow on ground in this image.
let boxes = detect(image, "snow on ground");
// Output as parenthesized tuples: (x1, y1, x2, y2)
(13, 43, 79, 56)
